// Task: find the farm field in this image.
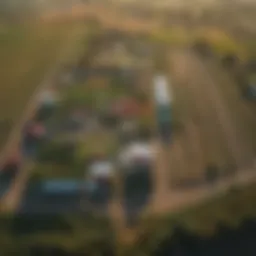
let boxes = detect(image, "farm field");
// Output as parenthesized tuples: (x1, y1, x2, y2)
(0, 29, 157, 220)
(0, 21, 85, 150)
(0, 3, 255, 254)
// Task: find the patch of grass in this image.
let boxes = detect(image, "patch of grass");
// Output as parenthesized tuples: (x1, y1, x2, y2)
(138, 182, 256, 253)
(193, 27, 245, 58)
(150, 27, 190, 46)
(0, 22, 85, 150)
(76, 131, 119, 161)
(176, 183, 256, 235)
(0, 214, 114, 255)
(31, 163, 83, 180)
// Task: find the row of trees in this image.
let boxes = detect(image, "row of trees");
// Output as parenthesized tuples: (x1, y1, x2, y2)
(0, 213, 115, 256)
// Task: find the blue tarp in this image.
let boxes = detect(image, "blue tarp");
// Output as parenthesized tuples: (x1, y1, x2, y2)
(18, 179, 111, 214)
(42, 180, 85, 194)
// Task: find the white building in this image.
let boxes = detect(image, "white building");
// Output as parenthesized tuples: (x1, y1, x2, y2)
(118, 141, 155, 171)
(87, 160, 115, 180)
(153, 74, 172, 106)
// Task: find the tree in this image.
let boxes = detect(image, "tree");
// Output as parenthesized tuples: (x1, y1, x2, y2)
(221, 54, 239, 69)
(205, 164, 219, 184)
(37, 141, 75, 165)
(193, 39, 212, 57)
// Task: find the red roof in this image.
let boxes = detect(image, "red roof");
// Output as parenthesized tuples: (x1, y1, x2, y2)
(27, 123, 46, 137)
(112, 98, 140, 117)
(5, 154, 21, 166)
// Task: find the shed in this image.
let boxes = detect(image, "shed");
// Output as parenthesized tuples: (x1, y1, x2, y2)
(88, 160, 115, 180)
(41, 180, 84, 195)
(37, 89, 59, 107)
(26, 122, 46, 138)
(118, 142, 155, 170)
(153, 74, 172, 105)
(111, 98, 140, 118)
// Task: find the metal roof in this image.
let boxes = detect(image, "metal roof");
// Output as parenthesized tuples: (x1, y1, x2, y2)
(153, 75, 172, 105)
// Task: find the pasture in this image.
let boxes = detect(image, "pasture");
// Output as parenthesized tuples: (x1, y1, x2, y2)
(0, 21, 85, 150)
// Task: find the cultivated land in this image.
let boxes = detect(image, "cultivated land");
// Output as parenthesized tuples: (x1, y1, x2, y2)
(0, 2, 255, 254)
(0, 21, 85, 150)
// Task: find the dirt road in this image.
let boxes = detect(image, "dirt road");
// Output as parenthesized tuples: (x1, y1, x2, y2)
(0, 26, 86, 212)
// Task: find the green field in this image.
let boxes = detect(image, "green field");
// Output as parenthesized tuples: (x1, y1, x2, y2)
(0, 214, 114, 255)
(0, 21, 85, 150)
(134, 183, 256, 255)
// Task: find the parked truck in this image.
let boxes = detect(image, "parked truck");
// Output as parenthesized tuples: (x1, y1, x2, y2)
(153, 75, 172, 143)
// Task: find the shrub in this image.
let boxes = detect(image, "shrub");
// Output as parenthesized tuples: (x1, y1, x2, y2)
(205, 164, 219, 184)
(37, 141, 75, 166)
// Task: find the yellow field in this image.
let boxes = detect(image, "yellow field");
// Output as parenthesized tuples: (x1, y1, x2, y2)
(0, 21, 85, 150)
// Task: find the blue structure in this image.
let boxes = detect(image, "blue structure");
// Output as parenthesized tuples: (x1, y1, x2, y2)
(18, 180, 84, 214)
(42, 180, 84, 195)
(18, 179, 110, 215)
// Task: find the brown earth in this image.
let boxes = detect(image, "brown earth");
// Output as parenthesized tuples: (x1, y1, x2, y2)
(117, 47, 256, 245)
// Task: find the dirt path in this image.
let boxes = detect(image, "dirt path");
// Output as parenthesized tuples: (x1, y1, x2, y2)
(146, 159, 256, 216)
(0, 26, 86, 212)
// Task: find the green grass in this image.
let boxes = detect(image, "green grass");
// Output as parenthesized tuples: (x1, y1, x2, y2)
(176, 183, 256, 234)
(137, 183, 256, 254)
(0, 21, 85, 150)
(150, 27, 191, 46)
(0, 214, 114, 255)
(31, 163, 83, 180)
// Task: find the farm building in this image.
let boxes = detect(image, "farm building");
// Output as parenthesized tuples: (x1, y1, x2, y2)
(1, 154, 20, 175)
(34, 89, 59, 121)
(0, 153, 21, 196)
(118, 119, 139, 144)
(18, 179, 86, 214)
(87, 159, 115, 180)
(118, 141, 155, 169)
(118, 141, 154, 226)
(24, 122, 47, 139)
(153, 74, 173, 143)
(86, 159, 115, 208)
(111, 97, 140, 118)
(37, 89, 59, 107)
(21, 122, 47, 158)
